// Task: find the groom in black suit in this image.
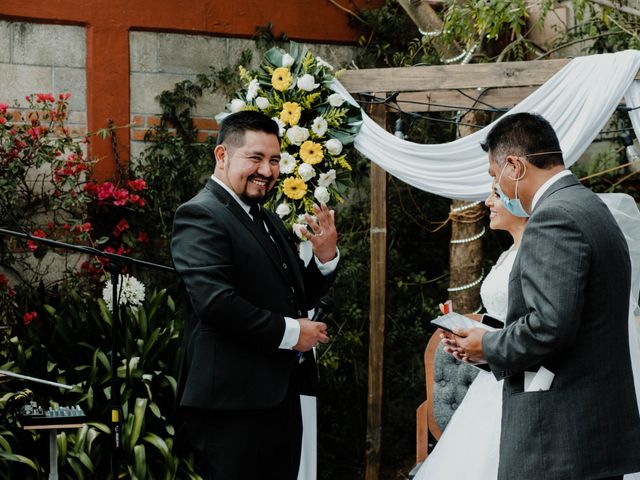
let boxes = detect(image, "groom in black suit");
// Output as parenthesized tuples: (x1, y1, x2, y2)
(171, 111, 339, 479)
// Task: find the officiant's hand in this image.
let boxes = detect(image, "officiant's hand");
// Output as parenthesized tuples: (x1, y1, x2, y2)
(451, 327, 487, 363)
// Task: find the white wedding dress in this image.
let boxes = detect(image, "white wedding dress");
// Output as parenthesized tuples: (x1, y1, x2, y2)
(415, 237, 640, 479)
(413, 246, 516, 480)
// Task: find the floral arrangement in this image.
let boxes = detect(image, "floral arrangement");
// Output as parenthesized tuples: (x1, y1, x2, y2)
(218, 42, 362, 232)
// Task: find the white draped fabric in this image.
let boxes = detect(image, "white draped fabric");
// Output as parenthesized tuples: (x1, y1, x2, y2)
(332, 50, 640, 200)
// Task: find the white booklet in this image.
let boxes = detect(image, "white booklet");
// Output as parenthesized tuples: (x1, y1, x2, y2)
(430, 312, 500, 372)
(430, 312, 498, 334)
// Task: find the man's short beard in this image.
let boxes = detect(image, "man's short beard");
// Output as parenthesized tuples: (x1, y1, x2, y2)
(241, 194, 266, 205)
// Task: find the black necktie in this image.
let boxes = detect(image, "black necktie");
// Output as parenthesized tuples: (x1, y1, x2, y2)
(249, 204, 268, 237)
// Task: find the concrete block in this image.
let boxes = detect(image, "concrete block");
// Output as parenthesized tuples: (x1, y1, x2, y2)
(130, 31, 158, 72)
(0, 21, 11, 63)
(227, 38, 261, 70)
(195, 90, 228, 119)
(130, 71, 194, 114)
(53, 67, 87, 112)
(157, 32, 228, 74)
(301, 43, 358, 70)
(129, 141, 147, 161)
(13, 22, 85, 68)
(0, 64, 53, 103)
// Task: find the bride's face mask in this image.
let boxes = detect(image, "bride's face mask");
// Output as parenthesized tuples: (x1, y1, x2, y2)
(495, 159, 530, 218)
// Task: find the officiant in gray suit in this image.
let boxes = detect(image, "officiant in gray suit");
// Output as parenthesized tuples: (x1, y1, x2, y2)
(446, 112, 640, 480)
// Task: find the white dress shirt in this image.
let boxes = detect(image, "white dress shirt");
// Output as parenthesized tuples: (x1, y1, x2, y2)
(531, 169, 572, 211)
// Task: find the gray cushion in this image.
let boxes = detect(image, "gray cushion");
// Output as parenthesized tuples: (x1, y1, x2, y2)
(432, 342, 479, 431)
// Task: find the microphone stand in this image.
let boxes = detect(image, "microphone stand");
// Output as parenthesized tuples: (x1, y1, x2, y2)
(0, 227, 174, 480)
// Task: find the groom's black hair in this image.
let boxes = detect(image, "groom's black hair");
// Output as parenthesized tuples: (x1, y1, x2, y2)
(216, 110, 280, 149)
(480, 112, 564, 169)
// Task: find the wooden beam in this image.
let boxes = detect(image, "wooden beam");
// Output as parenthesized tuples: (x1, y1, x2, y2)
(339, 58, 570, 93)
(365, 99, 388, 480)
(394, 86, 538, 112)
(339, 58, 640, 95)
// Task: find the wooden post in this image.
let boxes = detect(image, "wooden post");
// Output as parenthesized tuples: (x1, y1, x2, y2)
(448, 112, 489, 312)
(365, 100, 388, 480)
(448, 200, 485, 312)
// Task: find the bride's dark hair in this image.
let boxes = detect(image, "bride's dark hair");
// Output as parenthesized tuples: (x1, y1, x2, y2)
(480, 112, 564, 169)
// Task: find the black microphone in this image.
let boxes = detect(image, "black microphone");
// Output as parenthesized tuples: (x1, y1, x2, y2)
(311, 296, 334, 323)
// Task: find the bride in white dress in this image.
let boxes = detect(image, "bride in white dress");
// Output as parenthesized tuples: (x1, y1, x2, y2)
(414, 189, 640, 480)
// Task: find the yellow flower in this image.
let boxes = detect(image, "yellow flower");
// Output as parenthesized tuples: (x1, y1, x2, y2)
(272, 67, 293, 91)
(299, 141, 324, 165)
(280, 102, 302, 126)
(283, 177, 308, 200)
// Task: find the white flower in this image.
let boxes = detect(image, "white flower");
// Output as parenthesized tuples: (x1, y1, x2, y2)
(255, 96, 270, 110)
(297, 74, 319, 91)
(314, 186, 331, 204)
(292, 223, 307, 239)
(246, 79, 260, 101)
(276, 202, 291, 217)
(282, 53, 295, 67)
(298, 163, 316, 182)
(297, 214, 309, 224)
(311, 116, 328, 137)
(328, 93, 345, 107)
(318, 169, 337, 188)
(102, 274, 146, 312)
(272, 117, 286, 137)
(286, 126, 310, 145)
(279, 151, 296, 174)
(325, 138, 343, 156)
(230, 98, 246, 113)
(316, 56, 334, 70)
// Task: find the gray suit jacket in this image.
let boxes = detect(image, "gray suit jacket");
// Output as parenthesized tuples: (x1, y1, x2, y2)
(483, 174, 640, 479)
(171, 179, 334, 411)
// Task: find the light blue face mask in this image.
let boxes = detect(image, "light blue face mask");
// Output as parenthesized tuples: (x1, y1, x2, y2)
(495, 161, 530, 218)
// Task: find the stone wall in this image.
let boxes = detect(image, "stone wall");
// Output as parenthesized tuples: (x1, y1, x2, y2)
(0, 20, 87, 137)
(129, 30, 358, 159)
(1, 20, 359, 163)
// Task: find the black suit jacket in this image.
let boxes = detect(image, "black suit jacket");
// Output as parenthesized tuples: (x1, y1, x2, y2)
(171, 179, 335, 411)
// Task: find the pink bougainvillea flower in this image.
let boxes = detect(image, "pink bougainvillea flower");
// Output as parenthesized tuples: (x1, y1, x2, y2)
(27, 229, 46, 252)
(26, 127, 42, 140)
(97, 182, 115, 200)
(23, 311, 38, 325)
(83, 182, 99, 196)
(112, 188, 129, 206)
(113, 218, 129, 237)
(127, 178, 147, 191)
(35, 93, 55, 103)
(137, 231, 149, 243)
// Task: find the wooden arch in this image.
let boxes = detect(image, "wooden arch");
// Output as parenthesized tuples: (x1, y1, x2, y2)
(338, 58, 640, 479)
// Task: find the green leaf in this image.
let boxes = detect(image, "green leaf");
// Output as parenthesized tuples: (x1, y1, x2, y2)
(133, 444, 147, 479)
(143, 432, 171, 458)
(0, 451, 40, 472)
